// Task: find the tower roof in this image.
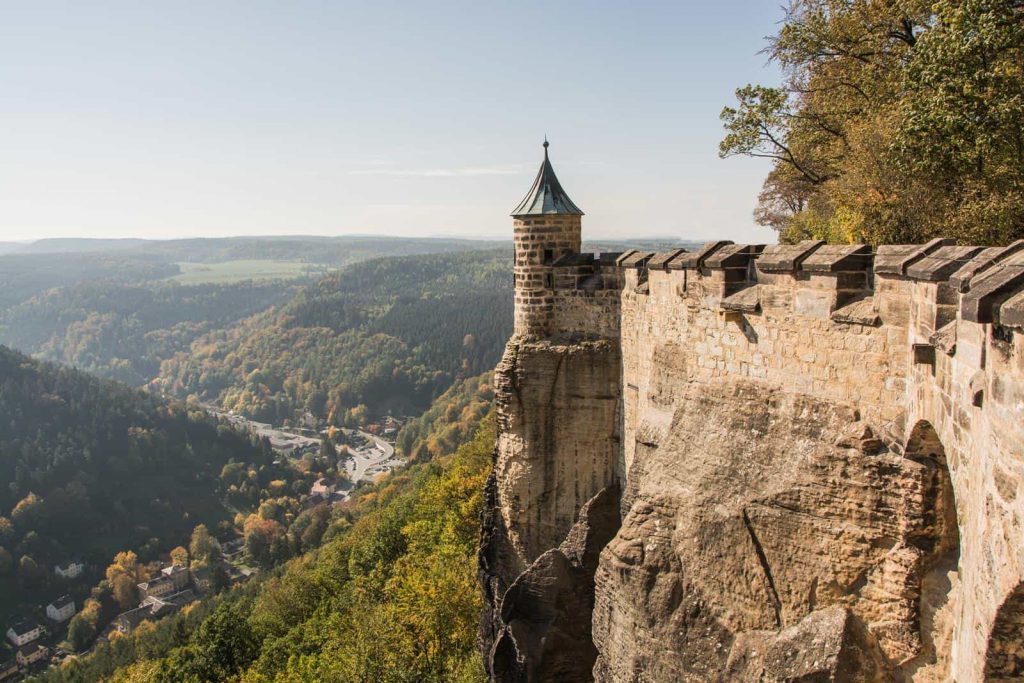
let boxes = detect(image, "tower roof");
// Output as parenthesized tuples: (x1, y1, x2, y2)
(511, 139, 584, 217)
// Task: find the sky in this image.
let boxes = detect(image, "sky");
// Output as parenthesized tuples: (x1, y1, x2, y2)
(0, 1, 784, 244)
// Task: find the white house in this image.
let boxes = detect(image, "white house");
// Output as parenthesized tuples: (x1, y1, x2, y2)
(6, 618, 43, 647)
(54, 560, 84, 579)
(15, 642, 49, 667)
(46, 595, 75, 623)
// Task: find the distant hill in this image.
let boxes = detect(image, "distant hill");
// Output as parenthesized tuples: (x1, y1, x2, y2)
(155, 249, 514, 425)
(9, 238, 149, 255)
(0, 279, 299, 386)
(0, 235, 508, 314)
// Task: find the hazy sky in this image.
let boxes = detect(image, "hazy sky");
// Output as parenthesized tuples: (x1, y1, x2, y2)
(1, 1, 784, 243)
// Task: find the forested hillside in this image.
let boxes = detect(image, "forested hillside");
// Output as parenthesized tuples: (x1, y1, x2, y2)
(721, 0, 1024, 245)
(0, 253, 177, 311)
(156, 250, 512, 424)
(0, 281, 298, 387)
(0, 346, 273, 622)
(38, 380, 495, 683)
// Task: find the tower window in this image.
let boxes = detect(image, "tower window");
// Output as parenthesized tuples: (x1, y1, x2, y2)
(543, 248, 553, 264)
(545, 273, 553, 288)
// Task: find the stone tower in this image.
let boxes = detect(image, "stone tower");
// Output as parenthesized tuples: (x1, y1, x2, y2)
(511, 139, 583, 337)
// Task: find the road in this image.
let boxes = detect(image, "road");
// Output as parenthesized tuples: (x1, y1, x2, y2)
(203, 404, 401, 488)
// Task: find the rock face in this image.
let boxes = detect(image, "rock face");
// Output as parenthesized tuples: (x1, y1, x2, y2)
(591, 379, 951, 681)
(480, 229, 1024, 680)
(480, 337, 621, 681)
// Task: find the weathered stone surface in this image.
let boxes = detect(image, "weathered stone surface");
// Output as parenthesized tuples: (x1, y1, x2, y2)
(725, 606, 891, 682)
(484, 486, 622, 682)
(591, 379, 949, 681)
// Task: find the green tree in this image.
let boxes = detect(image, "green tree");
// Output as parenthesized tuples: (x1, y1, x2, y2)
(189, 524, 221, 566)
(319, 435, 338, 470)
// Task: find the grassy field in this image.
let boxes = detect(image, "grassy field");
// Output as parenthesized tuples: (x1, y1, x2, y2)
(168, 260, 331, 284)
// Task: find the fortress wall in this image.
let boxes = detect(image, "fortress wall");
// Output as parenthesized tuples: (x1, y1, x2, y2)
(620, 265, 907, 476)
(894, 277, 1024, 681)
(610, 244, 1024, 681)
(550, 288, 622, 340)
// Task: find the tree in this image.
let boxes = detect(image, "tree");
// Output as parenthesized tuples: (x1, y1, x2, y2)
(319, 435, 339, 470)
(112, 573, 139, 610)
(68, 611, 97, 651)
(189, 524, 221, 566)
(11, 492, 43, 530)
(170, 546, 189, 568)
(0, 547, 11, 576)
(106, 550, 144, 609)
(106, 550, 143, 583)
(720, 0, 1024, 246)
(17, 554, 40, 587)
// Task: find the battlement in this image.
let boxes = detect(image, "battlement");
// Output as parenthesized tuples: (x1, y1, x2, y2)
(611, 239, 1024, 334)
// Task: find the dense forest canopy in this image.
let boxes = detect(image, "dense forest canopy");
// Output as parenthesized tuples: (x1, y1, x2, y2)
(38, 383, 495, 683)
(0, 345, 273, 622)
(0, 281, 299, 387)
(721, 0, 1024, 245)
(156, 250, 512, 424)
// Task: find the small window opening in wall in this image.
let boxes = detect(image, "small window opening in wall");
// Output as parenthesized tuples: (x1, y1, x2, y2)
(913, 343, 937, 366)
(543, 248, 554, 264)
(545, 273, 553, 289)
(992, 324, 1013, 344)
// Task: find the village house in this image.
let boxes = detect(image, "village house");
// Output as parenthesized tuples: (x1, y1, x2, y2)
(137, 564, 188, 601)
(53, 560, 84, 580)
(115, 589, 197, 635)
(45, 595, 76, 623)
(310, 478, 334, 498)
(15, 642, 49, 668)
(221, 537, 245, 562)
(0, 658, 18, 681)
(6, 618, 43, 647)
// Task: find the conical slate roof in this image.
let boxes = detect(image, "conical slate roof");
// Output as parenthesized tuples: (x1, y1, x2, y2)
(511, 140, 584, 217)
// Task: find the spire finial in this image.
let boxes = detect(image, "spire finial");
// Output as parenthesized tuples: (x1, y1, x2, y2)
(543, 136, 549, 157)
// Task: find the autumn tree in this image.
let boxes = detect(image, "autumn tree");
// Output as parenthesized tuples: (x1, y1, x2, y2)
(106, 550, 144, 609)
(170, 546, 190, 568)
(721, 0, 1024, 245)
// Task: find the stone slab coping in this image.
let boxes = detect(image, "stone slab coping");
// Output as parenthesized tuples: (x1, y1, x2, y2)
(801, 245, 872, 273)
(704, 244, 765, 269)
(999, 289, 1024, 328)
(668, 240, 733, 269)
(949, 241, 1024, 292)
(719, 285, 760, 313)
(756, 240, 825, 273)
(615, 250, 638, 267)
(647, 248, 689, 271)
(874, 238, 952, 276)
(961, 250, 1024, 324)
(831, 295, 880, 326)
(905, 245, 984, 282)
(617, 251, 655, 269)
